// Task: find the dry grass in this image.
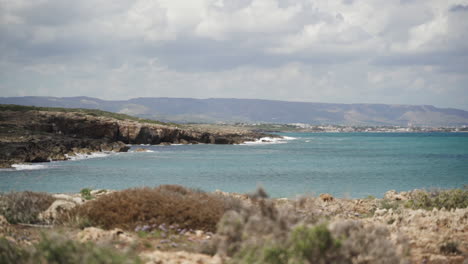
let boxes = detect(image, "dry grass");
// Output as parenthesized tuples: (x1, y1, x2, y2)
(0, 191, 56, 224)
(69, 185, 240, 232)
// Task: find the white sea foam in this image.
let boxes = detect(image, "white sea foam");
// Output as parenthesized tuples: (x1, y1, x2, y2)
(130, 149, 155, 152)
(66, 152, 112, 161)
(11, 164, 49, 170)
(241, 136, 296, 145)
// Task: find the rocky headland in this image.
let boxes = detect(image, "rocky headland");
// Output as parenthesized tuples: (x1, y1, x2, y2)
(0, 105, 271, 168)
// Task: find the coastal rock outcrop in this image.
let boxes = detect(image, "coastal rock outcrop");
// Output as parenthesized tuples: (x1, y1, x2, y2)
(0, 109, 269, 168)
(39, 200, 77, 224)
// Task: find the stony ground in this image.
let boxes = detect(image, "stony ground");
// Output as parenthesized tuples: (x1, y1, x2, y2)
(1, 189, 466, 264)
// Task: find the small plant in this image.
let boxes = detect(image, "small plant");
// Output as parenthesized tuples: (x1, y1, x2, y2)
(80, 188, 93, 200)
(440, 241, 461, 255)
(405, 188, 468, 210)
(0, 191, 55, 224)
(378, 199, 402, 211)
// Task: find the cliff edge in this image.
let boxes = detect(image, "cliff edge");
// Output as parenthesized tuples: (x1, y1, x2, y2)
(0, 105, 270, 168)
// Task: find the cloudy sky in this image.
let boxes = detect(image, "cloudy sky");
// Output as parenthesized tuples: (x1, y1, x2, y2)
(1, 0, 467, 109)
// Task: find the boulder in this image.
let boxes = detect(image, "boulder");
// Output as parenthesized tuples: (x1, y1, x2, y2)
(134, 148, 148, 152)
(384, 190, 408, 201)
(0, 215, 11, 234)
(52, 194, 85, 204)
(39, 200, 77, 224)
(320, 193, 334, 202)
(141, 250, 224, 264)
(77, 227, 134, 243)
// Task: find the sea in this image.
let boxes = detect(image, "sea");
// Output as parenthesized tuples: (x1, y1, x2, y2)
(0, 133, 467, 198)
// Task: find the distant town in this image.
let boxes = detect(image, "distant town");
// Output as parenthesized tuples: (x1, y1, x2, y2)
(230, 123, 468, 133)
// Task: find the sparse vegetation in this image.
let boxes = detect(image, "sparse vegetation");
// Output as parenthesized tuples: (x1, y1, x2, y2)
(378, 199, 403, 211)
(405, 188, 468, 210)
(0, 235, 141, 264)
(205, 189, 407, 264)
(69, 185, 239, 232)
(0, 104, 179, 127)
(0, 191, 55, 224)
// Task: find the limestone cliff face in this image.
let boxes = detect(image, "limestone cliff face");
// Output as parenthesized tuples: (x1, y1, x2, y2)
(26, 112, 264, 145)
(0, 110, 269, 167)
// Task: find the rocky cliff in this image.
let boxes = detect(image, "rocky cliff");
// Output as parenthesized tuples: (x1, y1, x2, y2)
(0, 108, 270, 168)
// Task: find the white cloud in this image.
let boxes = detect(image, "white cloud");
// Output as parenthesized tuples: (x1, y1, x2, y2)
(0, 0, 467, 109)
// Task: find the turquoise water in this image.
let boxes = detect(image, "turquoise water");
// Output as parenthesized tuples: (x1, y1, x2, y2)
(0, 133, 467, 198)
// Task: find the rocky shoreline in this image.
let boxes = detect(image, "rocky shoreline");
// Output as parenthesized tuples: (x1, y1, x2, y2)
(0, 187, 466, 264)
(0, 108, 272, 168)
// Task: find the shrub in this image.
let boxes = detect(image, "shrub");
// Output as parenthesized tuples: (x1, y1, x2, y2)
(440, 241, 461, 255)
(378, 199, 403, 211)
(405, 188, 468, 210)
(0, 191, 55, 224)
(0, 238, 29, 264)
(0, 235, 141, 264)
(288, 224, 341, 263)
(205, 189, 408, 264)
(70, 185, 239, 232)
(330, 220, 409, 264)
(80, 188, 93, 200)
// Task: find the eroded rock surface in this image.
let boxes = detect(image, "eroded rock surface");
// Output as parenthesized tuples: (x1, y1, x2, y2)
(0, 110, 269, 168)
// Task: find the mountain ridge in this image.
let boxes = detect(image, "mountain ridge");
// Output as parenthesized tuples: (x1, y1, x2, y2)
(1, 96, 467, 126)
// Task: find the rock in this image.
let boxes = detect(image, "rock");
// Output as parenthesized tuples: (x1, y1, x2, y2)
(141, 250, 224, 264)
(384, 190, 407, 201)
(52, 194, 85, 204)
(90, 189, 111, 197)
(52, 194, 74, 200)
(374, 208, 388, 217)
(320, 193, 334, 202)
(195, 230, 204, 237)
(134, 148, 148, 152)
(77, 227, 134, 244)
(0, 215, 11, 234)
(0, 110, 271, 167)
(39, 200, 77, 224)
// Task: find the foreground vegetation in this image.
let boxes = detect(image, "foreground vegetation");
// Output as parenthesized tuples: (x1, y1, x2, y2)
(1, 186, 467, 264)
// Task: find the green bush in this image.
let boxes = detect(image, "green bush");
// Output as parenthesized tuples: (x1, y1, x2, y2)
(0, 238, 29, 264)
(378, 199, 403, 211)
(289, 224, 341, 263)
(405, 188, 468, 210)
(0, 191, 55, 224)
(229, 224, 342, 264)
(80, 188, 93, 200)
(0, 235, 141, 264)
(206, 189, 407, 264)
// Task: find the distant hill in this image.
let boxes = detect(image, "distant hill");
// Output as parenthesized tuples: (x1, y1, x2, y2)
(1, 96, 467, 126)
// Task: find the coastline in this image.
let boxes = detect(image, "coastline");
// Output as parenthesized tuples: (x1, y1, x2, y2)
(0, 106, 274, 168)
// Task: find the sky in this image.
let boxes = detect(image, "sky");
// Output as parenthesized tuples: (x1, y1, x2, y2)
(1, 0, 468, 110)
